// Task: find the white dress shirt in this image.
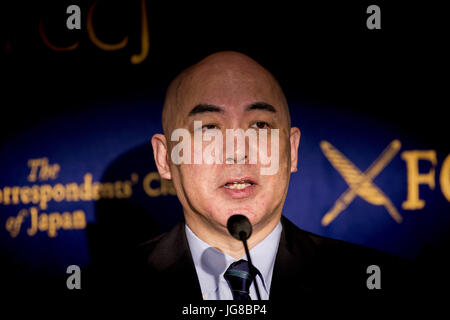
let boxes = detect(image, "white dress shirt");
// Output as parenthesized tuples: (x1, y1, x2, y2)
(185, 221, 282, 300)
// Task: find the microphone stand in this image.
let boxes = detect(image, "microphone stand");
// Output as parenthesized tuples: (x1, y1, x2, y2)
(239, 231, 262, 301)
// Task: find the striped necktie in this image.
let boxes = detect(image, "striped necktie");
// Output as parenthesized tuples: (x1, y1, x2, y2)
(224, 259, 260, 300)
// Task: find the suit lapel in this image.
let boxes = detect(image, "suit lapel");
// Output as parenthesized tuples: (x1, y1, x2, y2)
(269, 216, 320, 300)
(145, 221, 203, 301)
(140, 217, 321, 301)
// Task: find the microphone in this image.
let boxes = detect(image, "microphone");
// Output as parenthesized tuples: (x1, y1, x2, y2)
(227, 214, 262, 300)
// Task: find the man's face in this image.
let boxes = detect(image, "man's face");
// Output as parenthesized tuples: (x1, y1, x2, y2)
(155, 61, 300, 235)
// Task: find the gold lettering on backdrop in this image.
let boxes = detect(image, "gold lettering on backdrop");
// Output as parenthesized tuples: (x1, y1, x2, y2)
(87, 1, 128, 51)
(440, 155, 450, 202)
(5, 207, 86, 238)
(19, 186, 31, 204)
(0, 173, 135, 210)
(27, 159, 41, 182)
(36, 1, 150, 63)
(27, 157, 60, 182)
(11, 186, 20, 205)
(38, 207, 85, 237)
(5, 209, 28, 238)
(2, 187, 10, 204)
(79, 173, 93, 201)
(27, 207, 39, 236)
(1, 158, 177, 238)
(131, 0, 150, 64)
(401, 150, 437, 210)
(321, 140, 403, 226)
(39, 20, 79, 51)
(143, 172, 177, 197)
(65, 183, 80, 201)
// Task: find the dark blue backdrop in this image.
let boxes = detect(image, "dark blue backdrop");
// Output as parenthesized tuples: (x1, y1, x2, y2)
(1, 97, 449, 282)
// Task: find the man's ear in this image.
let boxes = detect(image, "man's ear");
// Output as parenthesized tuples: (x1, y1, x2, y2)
(289, 127, 301, 173)
(151, 134, 172, 180)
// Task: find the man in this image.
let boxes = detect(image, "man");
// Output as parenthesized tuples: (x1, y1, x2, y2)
(118, 51, 411, 309)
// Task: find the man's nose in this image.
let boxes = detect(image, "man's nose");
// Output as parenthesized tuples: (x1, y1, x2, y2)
(226, 154, 247, 164)
(225, 134, 249, 164)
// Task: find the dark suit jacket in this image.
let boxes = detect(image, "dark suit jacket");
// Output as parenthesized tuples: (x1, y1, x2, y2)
(86, 216, 414, 315)
(127, 216, 411, 298)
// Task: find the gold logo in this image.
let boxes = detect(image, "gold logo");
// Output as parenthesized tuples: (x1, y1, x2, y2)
(320, 140, 403, 226)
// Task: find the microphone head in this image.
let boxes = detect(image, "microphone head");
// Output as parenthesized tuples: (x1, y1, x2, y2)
(227, 214, 252, 241)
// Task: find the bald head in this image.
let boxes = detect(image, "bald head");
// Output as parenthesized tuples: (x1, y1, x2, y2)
(152, 51, 301, 244)
(162, 51, 290, 136)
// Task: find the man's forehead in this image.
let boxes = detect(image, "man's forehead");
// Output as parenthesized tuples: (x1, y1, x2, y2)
(163, 52, 290, 132)
(177, 72, 284, 116)
(179, 65, 276, 100)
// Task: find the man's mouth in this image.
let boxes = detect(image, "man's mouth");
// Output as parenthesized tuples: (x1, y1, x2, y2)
(223, 180, 254, 190)
(223, 179, 256, 190)
(220, 177, 257, 199)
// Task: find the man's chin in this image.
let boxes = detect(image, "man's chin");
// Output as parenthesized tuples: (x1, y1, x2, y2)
(211, 209, 262, 227)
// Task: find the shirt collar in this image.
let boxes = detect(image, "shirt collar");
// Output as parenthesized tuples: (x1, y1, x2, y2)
(185, 220, 282, 298)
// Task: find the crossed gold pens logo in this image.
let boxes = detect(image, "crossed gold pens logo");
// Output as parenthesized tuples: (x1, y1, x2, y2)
(320, 139, 403, 226)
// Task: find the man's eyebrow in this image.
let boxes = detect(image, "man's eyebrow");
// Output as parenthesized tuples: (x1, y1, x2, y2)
(245, 102, 277, 113)
(188, 104, 224, 116)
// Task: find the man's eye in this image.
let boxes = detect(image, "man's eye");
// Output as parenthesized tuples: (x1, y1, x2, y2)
(202, 124, 218, 131)
(251, 121, 270, 129)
